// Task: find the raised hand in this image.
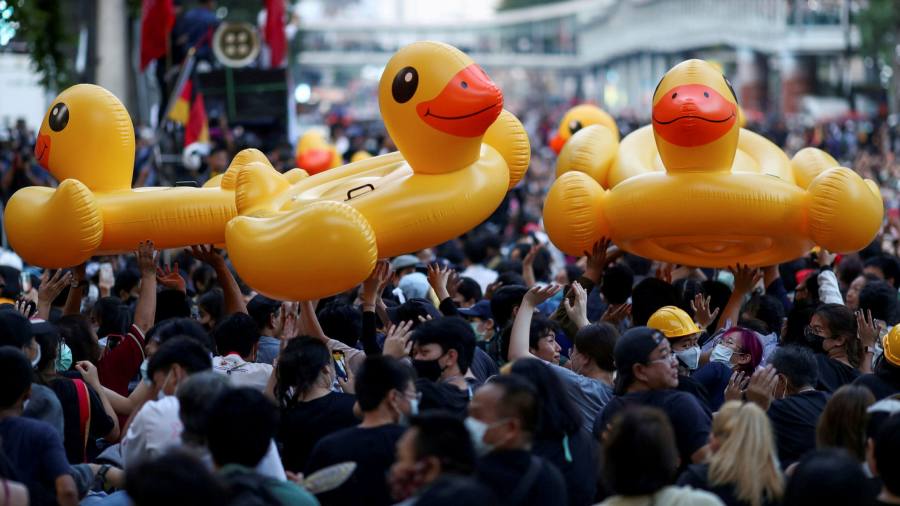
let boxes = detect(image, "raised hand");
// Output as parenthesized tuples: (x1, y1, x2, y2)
(563, 281, 589, 329)
(426, 263, 453, 300)
(655, 263, 673, 284)
(156, 263, 186, 293)
(690, 293, 720, 329)
(522, 284, 562, 308)
(730, 264, 762, 295)
(856, 308, 880, 350)
(15, 297, 36, 319)
(362, 260, 391, 306)
(744, 365, 779, 411)
(37, 269, 73, 319)
(484, 280, 503, 300)
(601, 303, 632, 325)
(383, 320, 414, 359)
(136, 240, 158, 277)
(724, 370, 748, 402)
(188, 244, 225, 267)
(522, 243, 544, 287)
(816, 248, 837, 268)
(584, 237, 612, 283)
(75, 361, 101, 390)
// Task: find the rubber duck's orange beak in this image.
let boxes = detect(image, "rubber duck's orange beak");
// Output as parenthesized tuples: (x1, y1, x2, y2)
(35, 134, 51, 169)
(296, 148, 334, 175)
(549, 133, 566, 154)
(416, 64, 503, 138)
(652, 84, 736, 147)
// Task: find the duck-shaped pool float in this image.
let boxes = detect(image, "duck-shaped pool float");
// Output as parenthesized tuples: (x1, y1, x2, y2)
(544, 59, 882, 267)
(3, 84, 266, 267)
(295, 130, 342, 175)
(549, 104, 618, 154)
(224, 41, 530, 301)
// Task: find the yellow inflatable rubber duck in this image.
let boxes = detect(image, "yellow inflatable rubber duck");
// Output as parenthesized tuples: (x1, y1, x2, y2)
(3, 84, 267, 267)
(549, 104, 618, 155)
(544, 59, 883, 267)
(295, 130, 342, 175)
(225, 41, 530, 301)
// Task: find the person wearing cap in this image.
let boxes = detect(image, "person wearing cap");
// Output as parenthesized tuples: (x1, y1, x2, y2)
(648, 306, 712, 411)
(391, 255, 422, 286)
(459, 300, 499, 361)
(592, 327, 712, 469)
(855, 326, 900, 400)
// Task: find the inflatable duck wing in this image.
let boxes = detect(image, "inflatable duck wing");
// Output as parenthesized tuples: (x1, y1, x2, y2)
(224, 41, 530, 301)
(544, 59, 882, 268)
(4, 84, 262, 267)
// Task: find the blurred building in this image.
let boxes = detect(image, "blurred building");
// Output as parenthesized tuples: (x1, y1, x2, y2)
(294, 0, 874, 122)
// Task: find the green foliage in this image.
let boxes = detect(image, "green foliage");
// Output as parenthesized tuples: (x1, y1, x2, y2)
(857, 0, 900, 65)
(9, 0, 73, 90)
(498, 0, 568, 11)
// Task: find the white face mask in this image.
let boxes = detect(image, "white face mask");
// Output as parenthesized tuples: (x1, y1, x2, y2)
(140, 359, 150, 385)
(464, 416, 495, 457)
(675, 346, 701, 371)
(710, 344, 734, 365)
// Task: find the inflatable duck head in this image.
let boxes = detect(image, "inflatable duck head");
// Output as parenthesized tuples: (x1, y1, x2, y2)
(378, 41, 503, 175)
(549, 104, 618, 154)
(651, 59, 739, 172)
(35, 84, 135, 192)
(295, 130, 341, 175)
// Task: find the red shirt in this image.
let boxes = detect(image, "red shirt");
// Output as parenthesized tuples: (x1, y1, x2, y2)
(97, 324, 146, 396)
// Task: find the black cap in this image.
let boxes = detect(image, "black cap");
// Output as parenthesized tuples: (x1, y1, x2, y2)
(0, 309, 32, 349)
(613, 327, 666, 392)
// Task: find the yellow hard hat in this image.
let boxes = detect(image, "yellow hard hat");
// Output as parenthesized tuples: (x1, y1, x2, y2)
(647, 306, 701, 339)
(883, 325, 900, 367)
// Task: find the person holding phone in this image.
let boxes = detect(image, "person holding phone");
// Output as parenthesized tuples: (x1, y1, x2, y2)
(275, 337, 358, 473)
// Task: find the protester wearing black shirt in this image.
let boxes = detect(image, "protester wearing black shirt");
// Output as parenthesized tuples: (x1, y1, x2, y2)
(410, 318, 478, 418)
(806, 305, 862, 392)
(274, 338, 359, 471)
(306, 356, 417, 506)
(593, 327, 711, 468)
(470, 375, 568, 506)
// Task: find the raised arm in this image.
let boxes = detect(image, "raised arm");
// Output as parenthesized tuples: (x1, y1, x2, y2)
(361, 261, 391, 355)
(509, 284, 562, 361)
(36, 269, 72, 320)
(63, 263, 87, 316)
(190, 244, 247, 315)
(716, 264, 761, 332)
(133, 241, 158, 333)
(76, 361, 120, 441)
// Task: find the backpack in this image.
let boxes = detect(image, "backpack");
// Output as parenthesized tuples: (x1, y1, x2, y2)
(227, 470, 283, 506)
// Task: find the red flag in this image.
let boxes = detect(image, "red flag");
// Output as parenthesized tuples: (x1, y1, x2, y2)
(264, 0, 287, 68)
(184, 92, 209, 146)
(139, 0, 175, 71)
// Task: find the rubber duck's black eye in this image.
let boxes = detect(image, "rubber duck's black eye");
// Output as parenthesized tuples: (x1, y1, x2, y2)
(460, 81, 468, 89)
(569, 120, 583, 134)
(48, 103, 69, 132)
(671, 93, 677, 99)
(703, 92, 709, 98)
(392, 67, 418, 104)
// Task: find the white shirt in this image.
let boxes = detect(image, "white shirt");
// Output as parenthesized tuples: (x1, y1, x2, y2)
(121, 395, 286, 480)
(213, 354, 273, 391)
(461, 264, 498, 292)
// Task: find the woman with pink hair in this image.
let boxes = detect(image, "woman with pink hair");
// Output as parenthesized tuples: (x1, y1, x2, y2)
(693, 327, 763, 411)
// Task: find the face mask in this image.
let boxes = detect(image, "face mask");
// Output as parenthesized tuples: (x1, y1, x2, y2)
(412, 358, 444, 382)
(140, 358, 150, 384)
(464, 416, 495, 457)
(55, 343, 73, 372)
(471, 322, 487, 341)
(804, 328, 826, 354)
(710, 344, 734, 365)
(30, 343, 41, 369)
(675, 346, 701, 371)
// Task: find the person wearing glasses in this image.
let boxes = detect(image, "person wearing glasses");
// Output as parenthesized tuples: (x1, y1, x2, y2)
(592, 327, 712, 470)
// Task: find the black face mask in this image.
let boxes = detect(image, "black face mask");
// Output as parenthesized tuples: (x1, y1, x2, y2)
(412, 358, 444, 382)
(804, 328, 826, 354)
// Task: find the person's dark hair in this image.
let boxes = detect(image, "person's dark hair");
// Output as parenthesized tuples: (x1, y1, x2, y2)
(463, 236, 488, 265)
(56, 315, 101, 364)
(769, 345, 818, 390)
(603, 406, 678, 496)
(782, 449, 870, 506)
(496, 271, 526, 288)
(246, 295, 281, 331)
(275, 337, 332, 407)
(743, 293, 785, 337)
(93, 296, 130, 337)
(574, 322, 618, 371)
(408, 412, 476, 476)
(564, 264, 584, 285)
(126, 450, 229, 506)
(527, 314, 559, 350)
(623, 253, 652, 277)
(191, 264, 217, 296)
(32, 322, 61, 376)
(701, 280, 732, 330)
(631, 278, 679, 327)
(455, 277, 482, 304)
(865, 255, 900, 287)
(355, 355, 413, 412)
(783, 298, 817, 347)
(412, 317, 476, 374)
(207, 387, 278, 467)
(177, 371, 231, 446)
(530, 248, 552, 284)
(490, 285, 528, 330)
(874, 413, 900, 497)
(147, 337, 212, 378)
(392, 299, 442, 329)
(211, 313, 260, 358)
(0, 348, 33, 409)
(859, 280, 899, 325)
(486, 374, 539, 436)
(837, 254, 863, 290)
(874, 354, 900, 389)
(815, 385, 875, 461)
(146, 317, 213, 352)
(601, 264, 635, 305)
(317, 302, 362, 347)
(112, 269, 141, 300)
(196, 288, 224, 327)
(510, 358, 581, 439)
(155, 289, 192, 324)
(801, 272, 821, 304)
(815, 303, 861, 368)
(673, 278, 703, 317)
(0, 309, 33, 349)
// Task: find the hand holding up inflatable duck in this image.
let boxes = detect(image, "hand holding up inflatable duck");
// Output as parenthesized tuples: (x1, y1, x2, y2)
(224, 41, 530, 301)
(544, 59, 883, 268)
